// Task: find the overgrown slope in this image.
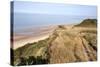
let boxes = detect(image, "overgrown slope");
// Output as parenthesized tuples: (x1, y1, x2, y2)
(11, 19, 97, 66)
(75, 19, 97, 27)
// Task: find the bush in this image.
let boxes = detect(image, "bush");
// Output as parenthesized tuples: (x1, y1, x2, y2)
(17, 56, 48, 66)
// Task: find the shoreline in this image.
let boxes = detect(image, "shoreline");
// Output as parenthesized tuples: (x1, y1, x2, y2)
(13, 34, 50, 50)
(12, 25, 76, 50)
(12, 25, 57, 50)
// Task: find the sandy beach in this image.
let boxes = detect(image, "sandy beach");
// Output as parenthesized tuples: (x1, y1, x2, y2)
(12, 25, 57, 50)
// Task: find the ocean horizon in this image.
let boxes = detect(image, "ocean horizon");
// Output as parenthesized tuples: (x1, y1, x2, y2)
(13, 13, 97, 33)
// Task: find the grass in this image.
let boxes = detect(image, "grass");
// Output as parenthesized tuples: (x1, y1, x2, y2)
(80, 29, 97, 34)
(12, 19, 97, 65)
(75, 19, 97, 27)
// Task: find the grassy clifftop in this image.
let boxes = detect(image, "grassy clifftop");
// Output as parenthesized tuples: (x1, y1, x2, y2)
(11, 19, 97, 66)
(75, 19, 97, 27)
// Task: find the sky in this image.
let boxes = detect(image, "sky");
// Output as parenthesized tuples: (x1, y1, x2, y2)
(12, 1, 97, 32)
(13, 1, 97, 17)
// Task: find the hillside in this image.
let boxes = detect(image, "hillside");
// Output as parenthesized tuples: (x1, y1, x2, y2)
(11, 19, 97, 66)
(75, 19, 97, 27)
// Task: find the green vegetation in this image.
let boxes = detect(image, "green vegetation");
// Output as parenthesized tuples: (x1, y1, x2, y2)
(17, 56, 48, 66)
(75, 19, 97, 27)
(58, 25, 66, 29)
(13, 38, 49, 66)
(11, 19, 97, 66)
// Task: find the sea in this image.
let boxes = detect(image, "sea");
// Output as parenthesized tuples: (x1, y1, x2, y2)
(13, 13, 97, 34)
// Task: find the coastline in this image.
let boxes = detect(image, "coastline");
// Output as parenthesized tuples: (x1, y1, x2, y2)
(12, 25, 57, 50)
(13, 34, 50, 50)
